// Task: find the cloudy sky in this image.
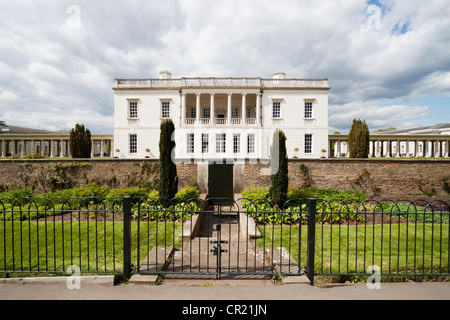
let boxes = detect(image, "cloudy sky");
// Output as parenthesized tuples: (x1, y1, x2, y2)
(0, 0, 449, 134)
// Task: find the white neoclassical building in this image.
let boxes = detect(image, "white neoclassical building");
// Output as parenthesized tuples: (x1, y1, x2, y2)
(113, 71, 330, 161)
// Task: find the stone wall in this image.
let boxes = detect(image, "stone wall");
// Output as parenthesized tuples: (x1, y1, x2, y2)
(0, 159, 196, 194)
(244, 159, 450, 198)
(0, 158, 449, 199)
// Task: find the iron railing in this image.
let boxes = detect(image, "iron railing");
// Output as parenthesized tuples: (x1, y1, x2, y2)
(0, 196, 448, 285)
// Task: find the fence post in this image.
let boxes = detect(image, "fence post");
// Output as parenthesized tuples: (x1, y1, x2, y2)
(123, 196, 132, 279)
(306, 199, 317, 285)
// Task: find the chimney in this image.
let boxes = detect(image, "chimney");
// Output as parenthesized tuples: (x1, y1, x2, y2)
(159, 70, 172, 79)
(273, 72, 286, 79)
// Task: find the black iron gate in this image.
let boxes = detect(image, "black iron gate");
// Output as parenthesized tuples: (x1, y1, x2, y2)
(135, 197, 304, 279)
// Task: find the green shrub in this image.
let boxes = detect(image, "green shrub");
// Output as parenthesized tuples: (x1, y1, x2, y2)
(175, 186, 200, 200)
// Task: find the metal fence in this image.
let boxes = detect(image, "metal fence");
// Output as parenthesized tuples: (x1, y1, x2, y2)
(0, 196, 448, 285)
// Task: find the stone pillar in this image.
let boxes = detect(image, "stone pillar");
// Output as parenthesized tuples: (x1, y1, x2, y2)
(100, 139, 104, 157)
(256, 92, 261, 125)
(241, 93, 246, 124)
(445, 140, 449, 158)
(11, 139, 15, 155)
(227, 93, 232, 125)
(336, 140, 341, 157)
(196, 93, 201, 123)
(210, 93, 215, 124)
(181, 93, 186, 125)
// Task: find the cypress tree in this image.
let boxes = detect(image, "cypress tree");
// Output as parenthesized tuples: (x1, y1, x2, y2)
(69, 123, 91, 158)
(269, 129, 288, 206)
(348, 119, 370, 158)
(158, 119, 178, 199)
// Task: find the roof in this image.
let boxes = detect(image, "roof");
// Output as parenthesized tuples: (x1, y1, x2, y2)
(377, 123, 450, 135)
(0, 121, 57, 135)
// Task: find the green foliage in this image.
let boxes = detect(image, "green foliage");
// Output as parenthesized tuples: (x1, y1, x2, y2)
(269, 129, 288, 204)
(69, 123, 92, 158)
(159, 119, 178, 199)
(348, 119, 370, 158)
(175, 186, 200, 199)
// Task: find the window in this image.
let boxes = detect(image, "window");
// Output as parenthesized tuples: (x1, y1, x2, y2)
(203, 108, 210, 119)
(216, 134, 226, 153)
(233, 134, 240, 154)
(129, 134, 137, 154)
(305, 134, 312, 154)
(190, 108, 196, 119)
(247, 134, 255, 154)
(232, 108, 239, 118)
(187, 133, 194, 154)
(129, 101, 138, 119)
(272, 102, 281, 118)
(305, 102, 313, 118)
(161, 101, 170, 118)
(246, 107, 251, 119)
(202, 134, 209, 153)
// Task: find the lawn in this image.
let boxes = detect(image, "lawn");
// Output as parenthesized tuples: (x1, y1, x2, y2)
(258, 222, 449, 276)
(0, 220, 182, 275)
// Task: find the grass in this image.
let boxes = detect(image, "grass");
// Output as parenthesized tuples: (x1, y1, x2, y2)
(0, 220, 182, 275)
(257, 222, 450, 276)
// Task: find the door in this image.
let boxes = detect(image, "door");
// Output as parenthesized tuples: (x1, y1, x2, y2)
(208, 163, 234, 200)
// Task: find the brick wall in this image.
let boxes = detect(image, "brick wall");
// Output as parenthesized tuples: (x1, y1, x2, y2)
(0, 158, 449, 198)
(244, 159, 450, 198)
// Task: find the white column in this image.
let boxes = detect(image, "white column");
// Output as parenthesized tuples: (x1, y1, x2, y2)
(100, 139, 104, 157)
(256, 92, 261, 125)
(406, 140, 410, 157)
(181, 93, 186, 125)
(11, 140, 16, 155)
(336, 140, 341, 157)
(396, 140, 400, 157)
(227, 93, 232, 125)
(445, 140, 449, 158)
(241, 93, 246, 125)
(425, 140, 430, 157)
(0, 140, 4, 157)
(210, 93, 215, 124)
(196, 93, 201, 123)
(21, 140, 25, 156)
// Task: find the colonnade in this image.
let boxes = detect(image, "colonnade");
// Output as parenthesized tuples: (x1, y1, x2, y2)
(329, 134, 450, 158)
(0, 135, 114, 158)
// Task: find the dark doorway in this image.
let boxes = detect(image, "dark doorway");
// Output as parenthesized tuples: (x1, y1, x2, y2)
(208, 162, 234, 200)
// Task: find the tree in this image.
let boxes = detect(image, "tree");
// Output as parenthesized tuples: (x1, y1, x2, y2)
(348, 119, 370, 158)
(158, 119, 178, 199)
(69, 123, 92, 158)
(269, 129, 288, 205)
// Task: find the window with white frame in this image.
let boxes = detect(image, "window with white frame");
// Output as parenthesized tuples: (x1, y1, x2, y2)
(129, 134, 137, 154)
(161, 101, 170, 118)
(305, 134, 312, 154)
(203, 108, 210, 119)
(187, 133, 195, 154)
(202, 134, 209, 153)
(305, 102, 313, 118)
(216, 133, 226, 153)
(272, 102, 281, 118)
(233, 134, 240, 154)
(232, 108, 239, 119)
(246, 107, 251, 119)
(190, 108, 196, 119)
(129, 101, 138, 119)
(247, 134, 255, 154)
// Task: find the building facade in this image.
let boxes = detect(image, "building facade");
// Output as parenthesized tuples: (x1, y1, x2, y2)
(0, 121, 113, 158)
(113, 71, 330, 162)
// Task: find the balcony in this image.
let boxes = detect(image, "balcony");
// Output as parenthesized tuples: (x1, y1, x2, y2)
(185, 118, 257, 126)
(114, 77, 329, 90)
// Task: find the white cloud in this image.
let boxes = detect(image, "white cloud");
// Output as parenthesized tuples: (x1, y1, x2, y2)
(0, 0, 449, 133)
